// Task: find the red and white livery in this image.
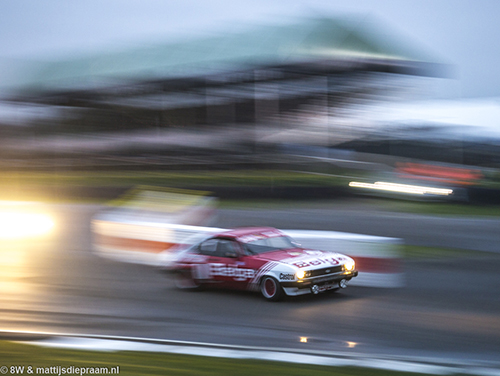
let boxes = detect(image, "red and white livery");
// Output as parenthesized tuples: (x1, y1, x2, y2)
(160, 227, 358, 301)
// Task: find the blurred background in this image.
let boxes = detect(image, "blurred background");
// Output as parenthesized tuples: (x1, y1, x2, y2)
(0, 0, 499, 202)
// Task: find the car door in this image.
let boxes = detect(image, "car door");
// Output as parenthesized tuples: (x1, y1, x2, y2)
(206, 238, 254, 289)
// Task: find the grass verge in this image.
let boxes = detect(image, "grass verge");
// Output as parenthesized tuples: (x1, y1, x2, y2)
(0, 170, 347, 188)
(380, 199, 500, 217)
(401, 245, 498, 259)
(219, 197, 500, 217)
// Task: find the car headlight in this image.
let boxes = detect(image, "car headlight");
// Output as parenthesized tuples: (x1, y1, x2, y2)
(344, 260, 355, 272)
(295, 270, 306, 279)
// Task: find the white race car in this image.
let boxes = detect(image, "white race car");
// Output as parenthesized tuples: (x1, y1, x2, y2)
(162, 227, 358, 301)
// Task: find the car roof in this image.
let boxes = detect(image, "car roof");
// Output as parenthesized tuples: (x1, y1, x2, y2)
(214, 227, 283, 239)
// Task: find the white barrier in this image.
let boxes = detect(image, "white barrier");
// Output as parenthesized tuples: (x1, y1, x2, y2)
(92, 186, 218, 264)
(92, 220, 221, 265)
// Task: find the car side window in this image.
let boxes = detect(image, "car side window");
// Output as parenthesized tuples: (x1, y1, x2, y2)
(215, 239, 239, 258)
(198, 239, 218, 255)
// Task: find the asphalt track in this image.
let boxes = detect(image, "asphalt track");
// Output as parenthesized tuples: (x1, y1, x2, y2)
(1, 200, 500, 365)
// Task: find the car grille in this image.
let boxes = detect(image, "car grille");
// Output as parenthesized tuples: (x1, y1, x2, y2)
(308, 265, 343, 278)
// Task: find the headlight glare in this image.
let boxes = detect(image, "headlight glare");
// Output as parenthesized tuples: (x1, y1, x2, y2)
(296, 270, 306, 279)
(344, 260, 355, 272)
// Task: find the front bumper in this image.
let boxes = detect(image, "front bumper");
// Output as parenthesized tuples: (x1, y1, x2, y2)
(281, 270, 358, 296)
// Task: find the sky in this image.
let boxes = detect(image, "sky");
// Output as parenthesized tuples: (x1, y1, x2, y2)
(0, 0, 499, 98)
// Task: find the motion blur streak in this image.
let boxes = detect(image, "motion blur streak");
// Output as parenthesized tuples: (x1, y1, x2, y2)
(0, 247, 26, 294)
(346, 341, 358, 349)
(0, 202, 55, 296)
(349, 181, 453, 196)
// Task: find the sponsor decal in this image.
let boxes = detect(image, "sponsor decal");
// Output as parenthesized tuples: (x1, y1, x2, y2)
(292, 257, 340, 268)
(279, 273, 295, 281)
(317, 283, 337, 292)
(209, 263, 255, 281)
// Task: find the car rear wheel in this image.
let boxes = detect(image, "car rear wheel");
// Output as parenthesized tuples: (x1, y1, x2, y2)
(174, 269, 201, 290)
(260, 276, 284, 301)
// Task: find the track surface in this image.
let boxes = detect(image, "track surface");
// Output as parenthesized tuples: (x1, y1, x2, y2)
(1, 200, 500, 363)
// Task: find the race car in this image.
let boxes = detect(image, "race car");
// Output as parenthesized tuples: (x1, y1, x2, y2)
(161, 227, 358, 301)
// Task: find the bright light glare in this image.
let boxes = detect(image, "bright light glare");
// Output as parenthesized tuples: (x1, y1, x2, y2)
(346, 341, 358, 348)
(344, 260, 355, 272)
(300, 337, 308, 343)
(296, 270, 306, 279)
(0, 212, 54, 239)
(349, 181, 453, 196)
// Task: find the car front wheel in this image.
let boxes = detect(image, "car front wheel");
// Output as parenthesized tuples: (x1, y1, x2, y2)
(260, 276, 284, 301)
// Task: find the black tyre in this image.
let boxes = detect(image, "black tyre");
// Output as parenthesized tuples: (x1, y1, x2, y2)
(260, 276, 284, 301)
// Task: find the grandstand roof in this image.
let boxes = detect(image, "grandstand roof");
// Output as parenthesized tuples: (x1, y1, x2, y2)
(9, 16, 445, 96)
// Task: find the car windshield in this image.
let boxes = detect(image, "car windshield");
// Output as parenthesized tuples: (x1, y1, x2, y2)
(244, 235, 297, 255)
